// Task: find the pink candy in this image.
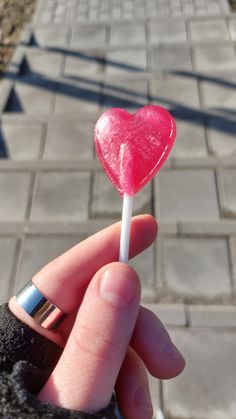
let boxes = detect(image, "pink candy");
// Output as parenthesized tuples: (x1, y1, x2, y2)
(94, 105, 176, 196)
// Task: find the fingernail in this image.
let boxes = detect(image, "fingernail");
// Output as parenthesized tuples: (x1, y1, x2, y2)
(134, 386, 153, 413)
(100, 267, 138, 306)
(162, 338, 185, 361)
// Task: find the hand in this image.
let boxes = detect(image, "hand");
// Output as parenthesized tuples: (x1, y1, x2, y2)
(9, 215, 185, 419)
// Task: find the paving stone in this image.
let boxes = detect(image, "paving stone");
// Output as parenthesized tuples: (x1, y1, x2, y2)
(102, 80, 148, 110)
(14, 81, 53, 114)
(26, 50, 63, 77)
(151, 46, 192, 71)
(144, 303, 187, 326)
(70, 24, 107, 48)
(64, 51, 104, 77)
(218, 169, 236, 217)
(161, 237, 232, 299)
(230, 236, 236, 287)
(0, 238, 17, 303)
(30, 172, 90, 221)
(55, 81, 101, 114)
(110, 22, 146, 46)
(194, 45, 236, 71)
(207, 116, 236, 156)
(189, 305, 236, 327)
(44, 121, 94, 160)
(0, 173, 31, 221)
(130, 245, 156, 302)
(1, 123, 43, 159)
(163, 328, 236, 418)
(229, 19, 236, 41)
(189, 19, 229, 41)
(15, 235, 83, 292)
(91, 172, 152, 218)
(148, 20, 187, 44)
(150, 77, 200, 109)
(34, 27, 68, 47)
(156, 170, 219, 222)
(171, 118, 208, 157)
(105, 49, 147, 75)
(202, 75, 236, 108)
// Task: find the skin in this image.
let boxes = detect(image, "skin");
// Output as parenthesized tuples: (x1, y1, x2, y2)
(9, 215, 185, 419)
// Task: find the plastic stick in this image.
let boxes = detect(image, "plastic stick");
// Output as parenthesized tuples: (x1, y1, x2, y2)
(119, 194, 134, 264)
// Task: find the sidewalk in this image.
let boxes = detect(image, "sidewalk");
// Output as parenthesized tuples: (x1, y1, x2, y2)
(0, 0, 236, 417)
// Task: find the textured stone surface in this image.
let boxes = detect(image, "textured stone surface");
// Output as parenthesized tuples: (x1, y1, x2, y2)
(1, 123, 43, 159)
(194, 45, 236, 71)
(71, 24, 107, 48)
(55, 81, 101, 114)
(43, 121, 94, 160)
(34, 27, 68, 47)
(30, 172, 90, 221)
(0, 173, 31, 221)
(189, 19, 229, 41)
(15, 235, 83, 291)
(130, 245, 156, 302)
(148, 20, 187, 44)
(144, 303, 187, 326)
(163, 329, 236, 419)
(106, 49, 147, 75)
(157, 170, 219, 222)
(207, 116, 236, 156)
(189, 305, 236, 327)
(161, 237, 232, 300)
(26, 50, 63, 77)
(202, 75, 236, 109)
(171, 118, 208, 157)
(150, 77, 200, 109)
(14, 82, 53, 114)
(0, 238, 17, 303)
(151, 46, 192, 71)
(102, 80, 148, 110)
(91, 172, 152, 218)
(64, 52, 104, 77)
(110, 22, 146, 46)
(218, 169, 236, 217)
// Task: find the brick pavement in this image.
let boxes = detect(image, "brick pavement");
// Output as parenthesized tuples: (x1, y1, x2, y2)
(0, 0, 236, 417)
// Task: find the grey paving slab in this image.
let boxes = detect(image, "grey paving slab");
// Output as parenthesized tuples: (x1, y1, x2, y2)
(0, 238, 17, 303)
(43, 121, 94, 160)
(161, 237, 232, 300)
(202, 75, 236, 108)
(229, 19, 236, 41)
(105, 49, 147, 75)
(189, 19, 230, 41)
(230, 236, 236, 287)
(0, 173, 31, 221)
(207, 116, 236, 156)
(109, 22, 146, 46)
(171, 118, 208, 157)
(70, 24, 107, 49)
(151, 46, 192, 71)
(15, 235, 83, 292)
(150, 77, 200, 109)
(194, 45, 236, 71)
(30, 172, 90, 221)
(34, 27, 68, 47)
(218, 169, 236, 217)
(64, 51, 104, 77)
(91, 172, 152, 218)
(189, 305, 236, 327)
(148, 20, 187, 44)
(156, 170, 219, 222)
(55, 81, 101, 114)
(163, 329, 236, 419)
(14, 82, 54, 114)
(130, 245, 156, 302)
(26, 50, 63, 78)
(102, 80, 148, 110)
(1, 123, 43, 160)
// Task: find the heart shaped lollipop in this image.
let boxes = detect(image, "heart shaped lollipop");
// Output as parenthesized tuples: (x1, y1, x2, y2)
(94, 105, 176, 263)
(94, 105, 176, 196)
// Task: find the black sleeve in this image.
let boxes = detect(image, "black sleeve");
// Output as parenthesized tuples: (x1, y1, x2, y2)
(0, 304, 118, 418)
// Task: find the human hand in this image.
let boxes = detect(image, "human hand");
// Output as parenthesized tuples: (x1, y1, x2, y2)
(9, 215, 185, 419)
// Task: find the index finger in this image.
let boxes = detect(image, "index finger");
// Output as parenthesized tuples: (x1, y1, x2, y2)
(32, 214, 157, 313)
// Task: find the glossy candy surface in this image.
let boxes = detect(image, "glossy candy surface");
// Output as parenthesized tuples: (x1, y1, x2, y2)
(94, 105, 176, 196)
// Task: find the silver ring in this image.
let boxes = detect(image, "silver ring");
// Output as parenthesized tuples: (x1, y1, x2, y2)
(16, 281, 65, 330)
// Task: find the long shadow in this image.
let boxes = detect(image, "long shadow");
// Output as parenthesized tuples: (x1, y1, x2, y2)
(0, 130, 9, 158)
(168, 70, 236, 91)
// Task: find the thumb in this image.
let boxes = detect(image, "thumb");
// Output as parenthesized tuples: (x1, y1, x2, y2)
(38, 263, 140, 412)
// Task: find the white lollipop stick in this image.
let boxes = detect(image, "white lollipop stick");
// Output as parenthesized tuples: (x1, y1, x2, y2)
(119, 194, 134, 263)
